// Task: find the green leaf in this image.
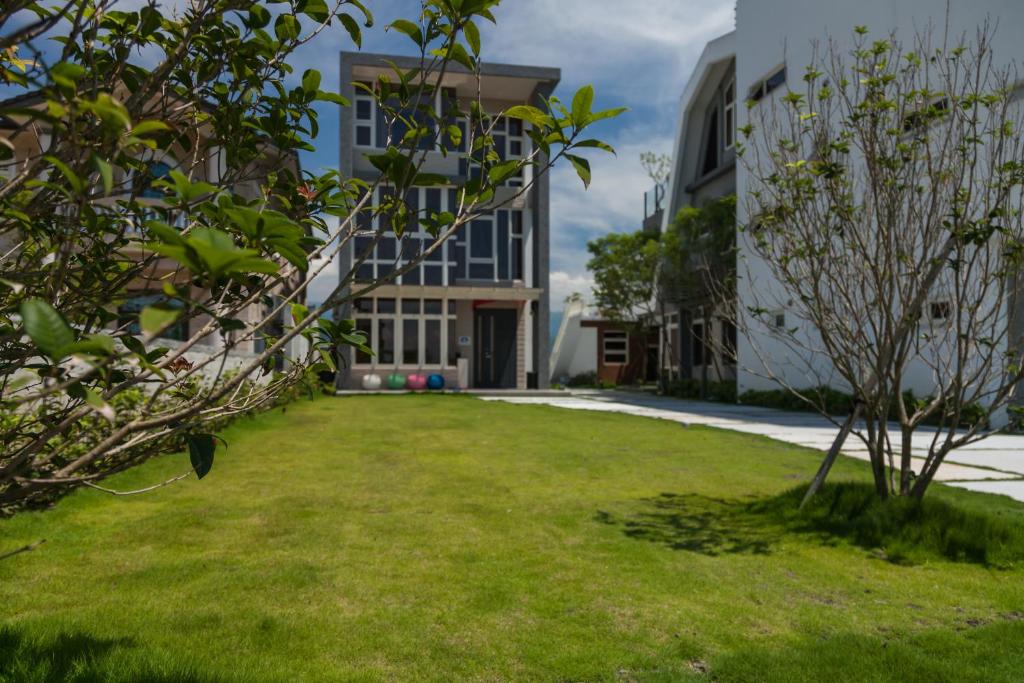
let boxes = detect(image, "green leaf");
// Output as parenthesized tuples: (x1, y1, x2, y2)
(573, 139, 617, 155)
(92, 154, 113, 195)
(571, 85, 594, 127)
(131, 120, 170, 137)
(64, 333, 115, 357)
(187, 434, 216, 480)
(301, 0, 330, 22)
(274, 13, 300, 41)
(504, 105, 551, 129)
(291, 303, 310, 325)
(587, 107, 628, 124)
(302, 69, 321, 93)
(448, 43, 475, 71)
(21, 299, 74, 361)
(317, 90, 350, 106)
(388, 19, 422, 47)
(463, 19, 481, 56)
(339, 12, 362, 48)
(85, 388, 116, 423)
(140, 304, 182, 337)
(565, 153, 591, 189)
(45, 155, 84, 194)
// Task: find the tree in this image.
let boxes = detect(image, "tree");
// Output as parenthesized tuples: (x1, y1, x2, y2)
(735, 23, 1024, 501)
(0, 0, 623, 515)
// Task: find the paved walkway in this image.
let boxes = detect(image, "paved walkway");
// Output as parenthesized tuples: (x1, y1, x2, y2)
(480, 389, 1024, 502)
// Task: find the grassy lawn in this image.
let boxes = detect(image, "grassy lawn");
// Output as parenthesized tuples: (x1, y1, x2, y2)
(2, 395, 1024, 682)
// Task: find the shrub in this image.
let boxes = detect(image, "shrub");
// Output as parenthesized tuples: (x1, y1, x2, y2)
(665, 379, 737, 403)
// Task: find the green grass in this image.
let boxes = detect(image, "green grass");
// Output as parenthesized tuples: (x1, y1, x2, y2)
(2, 395, 1024, 682)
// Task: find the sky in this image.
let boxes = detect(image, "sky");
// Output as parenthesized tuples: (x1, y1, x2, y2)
(297, 0, 737, 310)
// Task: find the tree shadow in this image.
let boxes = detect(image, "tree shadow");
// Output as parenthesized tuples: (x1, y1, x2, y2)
(595, 493, 781, 556)
(598, 483, 1024, 567)
(0, 625, 221, 683)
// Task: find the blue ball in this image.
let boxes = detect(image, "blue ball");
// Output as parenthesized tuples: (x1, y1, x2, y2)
(426, 374, 445, 390)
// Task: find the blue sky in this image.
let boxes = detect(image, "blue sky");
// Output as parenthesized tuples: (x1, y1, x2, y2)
(300, 0, 736, 309)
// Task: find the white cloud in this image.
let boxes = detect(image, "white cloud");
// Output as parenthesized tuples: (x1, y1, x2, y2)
(305, 256, 339, 307)
(549, 270, 595, 310)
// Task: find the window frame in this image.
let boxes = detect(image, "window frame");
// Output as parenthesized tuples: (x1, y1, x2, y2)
(602, 330, 629, 365)
(723, 77, 736, 150)
(352, 296, 456, 369)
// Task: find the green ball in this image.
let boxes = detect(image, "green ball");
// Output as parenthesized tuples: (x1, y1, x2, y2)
(386, 373, 406, 390)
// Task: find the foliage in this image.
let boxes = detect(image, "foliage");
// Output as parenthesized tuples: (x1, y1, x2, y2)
(0, 1, 623, 512)
(2, 396, 1024, 680)
(737, 24, 1024, 499)
(586, 229, 660, 329)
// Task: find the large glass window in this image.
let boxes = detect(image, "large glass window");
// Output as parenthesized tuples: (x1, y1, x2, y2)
(353, 297, 458, 368)
(351, 187, 526, 286)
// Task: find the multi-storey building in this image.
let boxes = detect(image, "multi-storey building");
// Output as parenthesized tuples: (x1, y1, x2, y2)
(660, 30, 738, 385)
(664, 0, 1024, 421)
(336, 52, 559, 390)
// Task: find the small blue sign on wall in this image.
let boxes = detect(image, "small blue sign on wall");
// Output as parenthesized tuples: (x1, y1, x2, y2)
(458, 335, 471, 346)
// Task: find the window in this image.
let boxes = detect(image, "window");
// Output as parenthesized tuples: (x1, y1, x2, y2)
(701, 106, 719, 175)
(749, 66, 786, 103)
(930, 301, 952, 321)
(903, 97, 951, 135)
(140, 161, 173, 198)
(118, 293, 187, 341)
(772, 311, 786, 329)
(354, 81, 375, 148)
(691, 322, 706, 367)
(723, 78, 735, 150)
(721, 318, 738, 364)
(603, 331, 628, 365)
(353, 297, 459, 368)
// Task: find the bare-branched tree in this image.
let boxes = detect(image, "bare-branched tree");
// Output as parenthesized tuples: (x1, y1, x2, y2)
(730, 23, 1024, 501)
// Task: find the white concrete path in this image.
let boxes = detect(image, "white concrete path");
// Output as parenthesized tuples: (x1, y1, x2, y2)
(480, 390, 1024, 502)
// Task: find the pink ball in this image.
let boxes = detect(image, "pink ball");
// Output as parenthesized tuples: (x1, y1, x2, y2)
(406, 374, 427, 390)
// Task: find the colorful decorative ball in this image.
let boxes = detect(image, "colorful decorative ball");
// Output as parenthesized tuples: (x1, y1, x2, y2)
(406, 374, 427, 390)
(386, 373, 406, 390)
(361, 373, 382, 390)
(427, 374, 445, 390)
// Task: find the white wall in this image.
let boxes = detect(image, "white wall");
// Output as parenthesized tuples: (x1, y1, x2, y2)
(733, 0, 1024, 418)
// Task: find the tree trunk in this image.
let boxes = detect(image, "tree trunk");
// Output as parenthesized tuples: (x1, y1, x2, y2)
(800, 405, 861, 509)
(899, 425, 914, 495)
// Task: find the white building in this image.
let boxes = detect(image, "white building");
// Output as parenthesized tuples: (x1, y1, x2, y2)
(664, 0, 1024, 417)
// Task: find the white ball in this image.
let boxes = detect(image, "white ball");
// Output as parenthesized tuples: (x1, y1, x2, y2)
(361, 373, 382, 390)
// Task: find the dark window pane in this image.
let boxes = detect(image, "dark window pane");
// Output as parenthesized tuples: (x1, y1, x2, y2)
(356, 126, 371, 146)
(423, 266, 443, 286)
(356, 99, 371, 120)
(402, 266, 421, 285)
(425, 319, 441, 365)
(405, 188, 419, 234)
(402, 299, 421, 315)
(497, 211, 509, 280)
(470, 219, 493, 259)
(469, 262, 493, 279)
(354, 235, 373, 253)
(509, 118, 522, 136)
(378, 318, 394, 364)
(692, 323, 705, 366)
(403, 318, 419, 364)
(511, 211, 522, 235)
(356, 319, 372, 363)
(425, 188, 441, 213)
(448, 300, 456, 315)
(425, 237, 443, 262)
(377, 298, 396, 314)
(355, 263, 374, 281)
(119, 293, 187, 340)
(424, 299, 442, 314)
(512, 236, 523, 280)
(401, 236, 422, 260)
(766, 67, 786, 92)
(493, 134, 506, 160)
(510, 140, 522, 156)
(354, 298, 374, 314)
(377, 236, 396, 260)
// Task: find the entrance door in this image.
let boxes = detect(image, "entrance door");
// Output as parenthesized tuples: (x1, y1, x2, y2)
(474, 309, 517, 388)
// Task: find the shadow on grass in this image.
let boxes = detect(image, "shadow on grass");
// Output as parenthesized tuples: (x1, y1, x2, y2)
(597, 482, 1024, 567)
(0, 626, 220, 683)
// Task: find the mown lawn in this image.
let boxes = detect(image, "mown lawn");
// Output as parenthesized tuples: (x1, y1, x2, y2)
(2, 395, 1024, 682)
